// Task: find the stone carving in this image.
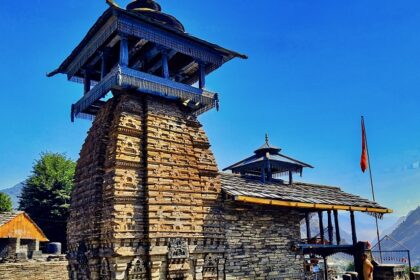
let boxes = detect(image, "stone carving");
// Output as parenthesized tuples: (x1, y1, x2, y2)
(100, 258, 111, 279)
(168, 238, 189, 259)
(204, 254, 217, 270)
(67, 94, 222, 279)
(203, 254, 218, 280)
(76, 242, 90, 279)
(127, 257, 147, 279)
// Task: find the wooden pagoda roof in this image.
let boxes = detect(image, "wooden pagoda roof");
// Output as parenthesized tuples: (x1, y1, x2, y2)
(48, 6, 247, 81)
(221, 173, 392, 218)
(223, 137, 313, 177)
(0, 212, 49, 242)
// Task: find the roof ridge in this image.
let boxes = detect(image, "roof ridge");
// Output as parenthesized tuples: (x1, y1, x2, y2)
(220, 172, 340, 190)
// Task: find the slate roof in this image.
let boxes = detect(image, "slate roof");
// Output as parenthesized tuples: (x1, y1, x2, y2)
(221, 173, 392, 217)
(0, 212, 23, 227)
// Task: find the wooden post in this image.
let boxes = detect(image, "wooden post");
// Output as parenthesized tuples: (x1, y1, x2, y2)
(199, 62, 206, 89)
(305, 212, 311, 242)
(318, 211, 324, 244)
(333, 210, 341, 245)
(261, 167, 266, 183)
(327, 210, 333, 244)
(162, 50, 170, 79)
(323, 256, 328, 280)
(119, 35, 129, 67)
(350, 210, 357, 246)
(101, 49, 110, 79)
(83, 71, 91, 94)
(289, 171, 293, 185)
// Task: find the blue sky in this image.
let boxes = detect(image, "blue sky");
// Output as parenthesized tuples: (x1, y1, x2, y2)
(0, 0, 419, 223)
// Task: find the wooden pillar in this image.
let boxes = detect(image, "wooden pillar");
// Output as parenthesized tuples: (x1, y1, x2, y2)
(289, 171, 293, 185)
(323, 256, 328, 280)
(333, 210, 341, 245)
(162, 50, 170, 79)
(318, 211, 324, 244)
(261, 168, 266, 183)
(119, 35, 129, 67)
(327, 210, 333, 244)
(305, 212, 311, 242)
(199, 62, 206, 89)
(266, 160, 272, 182)
(101, 49, 110, 79)
(350, 210, 357, 246)
(83, 71, 91, 94)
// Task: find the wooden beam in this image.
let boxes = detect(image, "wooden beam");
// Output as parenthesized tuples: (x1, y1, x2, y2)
(234, 196, 393, 214)
(100, 48, 111, 79)
(333, 210, 341, 245)
(305, 212, 311, 241)
(173, 58, 196, 81)
(83, 70, 91, 94)
(147, 50, 177, 76)
(318, 211, 324, 244)
(327, 210, 334, 244)
(324, 257, 329, 280)
(260, 168, 266, 183)
(130, 42, 157, 70)
(199, 62, 206, 89)
(161, 50, 169, 79)
(119, 35, 129, 67)
(350, 210, 357, 246)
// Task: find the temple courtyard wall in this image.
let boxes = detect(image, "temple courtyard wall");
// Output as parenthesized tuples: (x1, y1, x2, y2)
(0, 261, 69, 280)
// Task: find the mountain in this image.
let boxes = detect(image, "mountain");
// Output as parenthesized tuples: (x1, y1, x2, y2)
(300, 212, 401, 246)
(381, 215, 407, 237)
(0, 182, 24, 209)
(300, 215, 353, 244)
(381, 206, 420, 266)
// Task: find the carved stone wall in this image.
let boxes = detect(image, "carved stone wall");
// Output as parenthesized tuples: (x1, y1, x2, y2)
(67, 92, 304, 280)
(67, 93, 223, 280)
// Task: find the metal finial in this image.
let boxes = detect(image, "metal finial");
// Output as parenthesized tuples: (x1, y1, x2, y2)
(265, 133, 269, 144)
(106, 0, 120, 8)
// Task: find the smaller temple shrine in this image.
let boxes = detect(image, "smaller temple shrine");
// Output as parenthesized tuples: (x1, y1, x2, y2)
(221, 136, 392, 279)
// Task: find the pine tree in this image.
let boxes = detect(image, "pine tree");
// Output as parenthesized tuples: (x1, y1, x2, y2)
(19, 152, 76, 250)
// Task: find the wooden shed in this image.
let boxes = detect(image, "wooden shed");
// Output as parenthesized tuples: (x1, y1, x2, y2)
(0, 211, 48, 260)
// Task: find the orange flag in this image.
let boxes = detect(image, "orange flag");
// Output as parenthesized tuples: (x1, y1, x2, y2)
(360, 118, 368, 173)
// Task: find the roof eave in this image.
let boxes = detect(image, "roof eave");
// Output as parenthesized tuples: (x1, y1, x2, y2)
(47, 6, 247, 78)
(232, 195, 393, 216)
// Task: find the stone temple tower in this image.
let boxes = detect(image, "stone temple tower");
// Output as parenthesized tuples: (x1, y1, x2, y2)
(48, 1, 245, 279)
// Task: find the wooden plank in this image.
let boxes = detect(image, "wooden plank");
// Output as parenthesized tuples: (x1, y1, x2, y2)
(234, 196, 393, 214)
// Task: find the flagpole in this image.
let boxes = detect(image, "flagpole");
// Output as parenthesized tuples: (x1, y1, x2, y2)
(362, 116, 383, 262)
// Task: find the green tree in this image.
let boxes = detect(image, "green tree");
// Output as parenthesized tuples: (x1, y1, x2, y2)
(0, 192, 13, 213)
(19, 152, 76, 250)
